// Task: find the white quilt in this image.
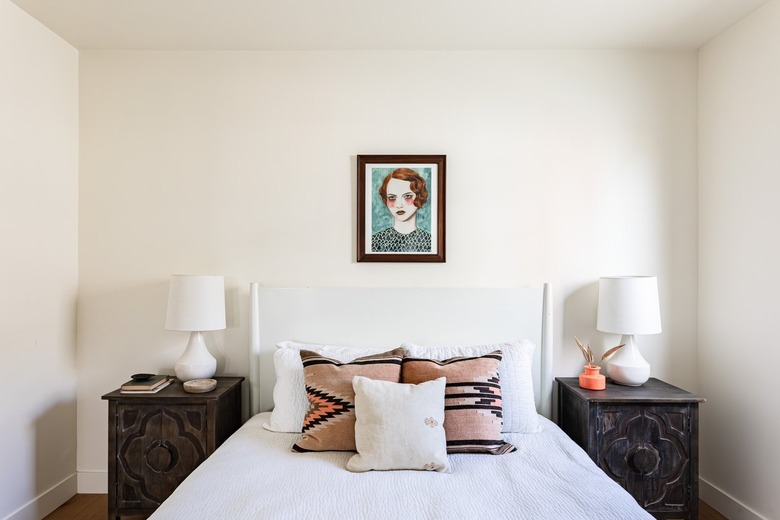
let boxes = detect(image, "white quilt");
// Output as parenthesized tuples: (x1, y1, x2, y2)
(150, 413, 652, 520)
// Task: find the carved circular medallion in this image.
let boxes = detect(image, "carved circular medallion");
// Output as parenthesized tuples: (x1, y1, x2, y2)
(626, 443, 660, 475)
(145, 440, 179, 473)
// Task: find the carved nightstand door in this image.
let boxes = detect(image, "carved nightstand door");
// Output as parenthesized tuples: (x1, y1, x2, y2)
(556, 377, 705, 520)
(103, 377, 243, 519)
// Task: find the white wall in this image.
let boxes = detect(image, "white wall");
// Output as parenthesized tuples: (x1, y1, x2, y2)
(0, 1, 79, 518)
(699, 2, 780, 519)
(77, 50, 698, 489)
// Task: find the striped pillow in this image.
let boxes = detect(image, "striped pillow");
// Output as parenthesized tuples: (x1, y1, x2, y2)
(402, 351, 516, 455)
(292, 348, 404, 452)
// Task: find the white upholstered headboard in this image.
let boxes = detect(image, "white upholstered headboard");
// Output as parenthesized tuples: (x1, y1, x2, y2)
(249, 284, 553, 418)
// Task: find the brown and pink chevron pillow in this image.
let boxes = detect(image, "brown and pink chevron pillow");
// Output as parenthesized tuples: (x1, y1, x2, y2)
(292, 348, 404, 452)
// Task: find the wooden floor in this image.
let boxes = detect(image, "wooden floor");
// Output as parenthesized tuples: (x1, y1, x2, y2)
(701, 500, 730, 520)
(43, 494, 106, 520)
(42, 494, 143, 520)
(46, 494, 730, 520)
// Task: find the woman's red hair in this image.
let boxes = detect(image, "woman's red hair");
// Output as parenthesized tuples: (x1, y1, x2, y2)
(378, 168, 429, 208)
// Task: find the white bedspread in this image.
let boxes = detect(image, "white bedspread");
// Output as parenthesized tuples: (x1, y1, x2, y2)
(150, 412, 652, 520)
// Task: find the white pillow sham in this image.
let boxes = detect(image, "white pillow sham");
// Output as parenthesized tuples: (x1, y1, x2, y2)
(402, 340, 540, 434)
(264, 341, 388, 432)
(347, 376, 450, 473)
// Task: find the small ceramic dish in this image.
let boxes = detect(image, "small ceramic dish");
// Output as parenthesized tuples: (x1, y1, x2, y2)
(131, 373, 155, 381)
(183, 379, 217, 393)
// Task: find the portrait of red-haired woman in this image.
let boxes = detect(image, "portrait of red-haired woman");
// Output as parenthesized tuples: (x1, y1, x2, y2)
(357, 155, 445, 263)
(371, 168, 431, 253)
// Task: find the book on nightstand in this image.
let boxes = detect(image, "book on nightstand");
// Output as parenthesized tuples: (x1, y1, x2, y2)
(120, 375, 172, 392)
(120, 378, 173, 394)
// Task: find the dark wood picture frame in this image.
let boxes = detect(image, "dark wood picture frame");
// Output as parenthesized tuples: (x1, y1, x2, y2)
(357, 154, 446, 263)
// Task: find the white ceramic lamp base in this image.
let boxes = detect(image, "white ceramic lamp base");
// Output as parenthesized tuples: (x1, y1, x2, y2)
(606, 334, 650, 386)
(175, 331, 217, 381)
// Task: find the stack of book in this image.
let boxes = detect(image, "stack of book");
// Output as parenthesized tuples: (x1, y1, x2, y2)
(120, 375, 173, 394)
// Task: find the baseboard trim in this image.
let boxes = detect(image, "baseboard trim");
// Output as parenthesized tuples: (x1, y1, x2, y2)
(3, 473, 765, 520)
(3, 474, 77, 520)
(77, 470, 107, 494)
(701, 478, 768, 520)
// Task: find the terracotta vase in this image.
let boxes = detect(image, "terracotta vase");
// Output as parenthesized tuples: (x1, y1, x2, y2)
(579, 364, 606, 390)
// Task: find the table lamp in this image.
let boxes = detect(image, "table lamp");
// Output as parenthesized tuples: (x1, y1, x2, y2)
(597, 276, 661, 386)
(165, 274, 226, 381)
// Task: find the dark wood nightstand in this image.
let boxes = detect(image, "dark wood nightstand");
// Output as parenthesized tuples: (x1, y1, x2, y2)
(556, 377, 705, 520)
(102, 376, 244, 519)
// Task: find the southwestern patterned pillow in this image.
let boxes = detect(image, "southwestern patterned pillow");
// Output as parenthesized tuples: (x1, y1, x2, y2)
(292, 348, 404, 452)
(402, 350, 516, 455)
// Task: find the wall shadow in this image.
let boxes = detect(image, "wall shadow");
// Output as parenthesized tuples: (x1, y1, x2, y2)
(34, 399, 77, 517)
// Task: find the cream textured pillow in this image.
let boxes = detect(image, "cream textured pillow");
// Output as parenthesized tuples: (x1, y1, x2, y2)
(264, 341, 389, 433)
(402, 340, 539, 433)
(347, 376, 450, 473)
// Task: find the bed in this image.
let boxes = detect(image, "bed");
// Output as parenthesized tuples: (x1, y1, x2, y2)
(149, 285, 652, 519)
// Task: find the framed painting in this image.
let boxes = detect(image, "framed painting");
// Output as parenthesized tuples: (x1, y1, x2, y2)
(357, 154, 446, 263)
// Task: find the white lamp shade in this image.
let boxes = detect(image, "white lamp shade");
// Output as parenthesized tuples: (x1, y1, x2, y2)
(165, 275, 226, 332)
(597, 276, 662, 335)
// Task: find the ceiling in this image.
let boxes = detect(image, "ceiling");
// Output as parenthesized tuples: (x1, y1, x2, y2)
(11, 0, 769, 51)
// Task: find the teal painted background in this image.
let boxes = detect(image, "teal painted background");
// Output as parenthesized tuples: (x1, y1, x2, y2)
(370, 167, 432, 234)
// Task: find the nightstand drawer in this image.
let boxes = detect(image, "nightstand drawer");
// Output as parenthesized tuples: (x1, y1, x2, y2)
(115, 404, 208, 510)
(596, 404, 694, 513)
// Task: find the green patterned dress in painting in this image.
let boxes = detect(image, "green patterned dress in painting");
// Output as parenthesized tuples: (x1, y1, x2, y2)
(371, 228, 431, 253)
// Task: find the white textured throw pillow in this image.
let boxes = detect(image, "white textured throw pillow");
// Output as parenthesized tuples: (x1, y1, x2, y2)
(402, 340, 540, 434)
(264, 341, 388, 432)
(347, 376, 450, 473)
